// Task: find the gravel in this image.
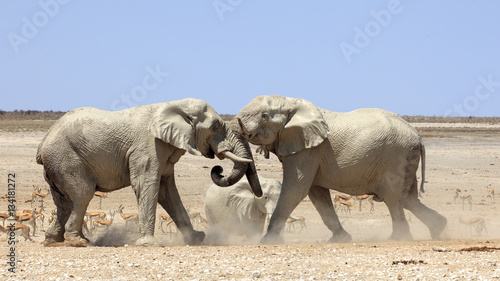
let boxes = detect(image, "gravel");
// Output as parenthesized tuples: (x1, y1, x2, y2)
(2, 239, 499, 280)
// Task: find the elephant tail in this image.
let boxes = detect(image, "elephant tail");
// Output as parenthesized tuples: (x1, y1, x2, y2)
(420, 143, 426, 193)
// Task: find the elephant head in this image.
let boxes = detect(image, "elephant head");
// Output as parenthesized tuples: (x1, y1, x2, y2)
(148, 98, 262, 196)
(235, 95, 329, 158)
(227, 177, 281, 223)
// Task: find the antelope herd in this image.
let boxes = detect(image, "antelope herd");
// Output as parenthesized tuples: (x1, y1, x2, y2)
(2, 183, 497, 243)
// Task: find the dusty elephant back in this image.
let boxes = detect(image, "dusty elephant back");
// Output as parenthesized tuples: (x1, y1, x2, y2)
(316, 108, 423, 193)
(204, 182, 240, 230)
(323, 108, 421, 156)
(35, 106, 161, 192)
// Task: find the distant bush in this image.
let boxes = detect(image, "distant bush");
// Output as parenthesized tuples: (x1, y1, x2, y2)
(402, 115, 500, 124)
(0, 110, 66, 120)
(220, 114, 235, 121)
(0, 110, 499, 133)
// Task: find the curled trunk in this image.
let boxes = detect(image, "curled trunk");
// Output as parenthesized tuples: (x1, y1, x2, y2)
(210, 119, 262, 197)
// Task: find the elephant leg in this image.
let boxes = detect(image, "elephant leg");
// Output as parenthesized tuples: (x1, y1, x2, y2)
(45, 185, 70, 245)
(157, 175, 205, 245)
(308, 186, 351, 243)
(261, 156, 318, 244)
(385, 198, 412, 240)
(45, 174, 94, 246)
(64, 177, 94, 245)
(132, 176, 161, 247)
(404, 178, 447, 239)
(65, 194, 93, 245)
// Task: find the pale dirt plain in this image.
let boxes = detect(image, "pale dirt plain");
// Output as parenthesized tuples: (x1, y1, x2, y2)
(0, 122, 499, 280)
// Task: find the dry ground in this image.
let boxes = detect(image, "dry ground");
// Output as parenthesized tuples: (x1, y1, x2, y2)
(0, 123, 499, 280)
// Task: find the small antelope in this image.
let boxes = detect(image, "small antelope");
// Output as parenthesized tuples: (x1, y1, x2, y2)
(334, 194, 352, 202)
(455, 189, 472, 210)
(355, 195, 374, 212)
(460, 194, 473, 211)
(487, 187, 495, 204)
(15, 211, 36, 236)
(0, 223, 33, 241)
(31, 207, 45, 231)
(0, 213, 9, 227)
(286, 216, 307, 233)
(117, 205, 139, 231)
(158, 213, 176, 234)
(338, 200, 355, 216)
(186, 206, 201, 227)
(198, 216, 209, 231)
(31, 189, 49, 207)
(86, 211, 106, 226)
(459, 217, 487, 236)
(33, 185, 41, 193)
(94, 191, 108, 209)
(92, 210, 116, 233)
(453, 188, 461, 203)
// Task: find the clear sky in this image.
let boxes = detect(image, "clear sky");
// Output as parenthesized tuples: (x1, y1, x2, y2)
(1, 1, 500, 116)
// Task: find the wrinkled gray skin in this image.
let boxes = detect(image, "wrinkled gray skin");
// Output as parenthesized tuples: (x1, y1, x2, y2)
(204, 176, 281, 243)
(235, 95, 447, 244)
(36, 98, 261, 246)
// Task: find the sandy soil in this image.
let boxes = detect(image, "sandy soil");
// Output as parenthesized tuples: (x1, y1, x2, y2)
(0, 127, 499, 280)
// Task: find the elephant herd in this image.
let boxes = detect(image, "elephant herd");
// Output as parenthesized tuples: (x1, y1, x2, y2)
(36, 95, 447, 247)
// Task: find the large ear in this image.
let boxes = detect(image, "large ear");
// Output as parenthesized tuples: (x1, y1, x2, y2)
(277, 97, 329, 156)
(148, 98, 219, 156)
(226, 184, 261, 220)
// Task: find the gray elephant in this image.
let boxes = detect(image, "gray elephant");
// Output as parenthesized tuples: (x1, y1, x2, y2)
(204, 176, 281, 242)
(234, 95, 447, 244)
(36, 98, 262, 246)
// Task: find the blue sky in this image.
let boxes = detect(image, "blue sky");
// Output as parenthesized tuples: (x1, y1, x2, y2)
(1, 1, 500, 116)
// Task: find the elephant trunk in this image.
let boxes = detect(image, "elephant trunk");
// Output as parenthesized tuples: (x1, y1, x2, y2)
(210, 119, 263, 197)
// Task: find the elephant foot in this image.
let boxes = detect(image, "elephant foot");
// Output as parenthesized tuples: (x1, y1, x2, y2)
(183, 230, 205, 246)
(64, 233, 90, 247)
(44, 231, 65, 245)
(135, 235, 163, 247)
(429, 216, 447, 240)
(328, 230, 352, 243)
(64, 239, 89, 247)
(389, 231, 413, 241)
(260, 233, 284, 245)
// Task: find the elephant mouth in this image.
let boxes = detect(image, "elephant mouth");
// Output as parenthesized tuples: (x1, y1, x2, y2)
(206, 147, 215, 159)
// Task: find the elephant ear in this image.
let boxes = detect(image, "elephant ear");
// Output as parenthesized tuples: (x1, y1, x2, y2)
(227, 184, 261, 221)
(277, 97, 329, 156)
(148, 99, 219, 156)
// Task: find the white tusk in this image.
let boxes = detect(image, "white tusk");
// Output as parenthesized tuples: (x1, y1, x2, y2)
(237, 118, 252, 136)
(221, 151, 252, 163)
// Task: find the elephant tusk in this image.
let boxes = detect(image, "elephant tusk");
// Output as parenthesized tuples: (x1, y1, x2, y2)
(221, 151, 253, 163)
(237, 118, 252, 136)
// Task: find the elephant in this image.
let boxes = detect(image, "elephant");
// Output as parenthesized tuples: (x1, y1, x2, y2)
(234, 95, 447, 244)
(204, 176, 281, 243)
(36, 98, 262, 246)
